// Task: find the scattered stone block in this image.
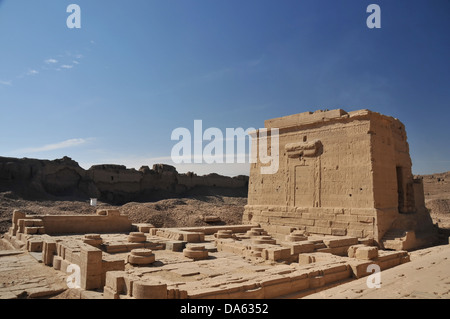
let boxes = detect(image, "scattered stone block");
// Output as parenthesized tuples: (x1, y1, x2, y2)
(165, 240, 186, 252)
(105, 271, 126, 294)
(127, 249, 156, 265)
(102, 259, 125, 287)
(27, 239, 43, 252)
(284, 233, 308, 242)
(262, 247, 291, 261)
(298, 254, 316, 265)
(127, 232, 147, 243)
(80, 245, 102, 264)
(328, 245, 354, 256)
(155, 229, 205, 242)
(298, 252, 336, 265)
(133, 280, 167, 299)
(251, 236, 276, 245)
(246, 228, 268, 237)
(182, 231, 205, 243)
(103, 286, 120, 299)
(83, 234, 103, 248)
(347, 244, 366, 258)
(355, 246, 378, 260)
(215, 230, 233, 239)
(183, 244, 209, 260)
(80, 244, 103, 290)
(323, 236, 358, 248)
(285, 241, 316, 254)
(133, 223, 155, 233)
(42, 240, 57, 266)
(52, 255, 62, 270)
(104, 243, 128, 254)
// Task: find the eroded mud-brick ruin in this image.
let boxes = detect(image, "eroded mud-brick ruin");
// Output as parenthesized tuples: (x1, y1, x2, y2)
(1, 109, 438, 299)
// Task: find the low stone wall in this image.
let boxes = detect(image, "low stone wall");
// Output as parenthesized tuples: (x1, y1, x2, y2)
(49, 241, 125, 290)
(243, 205, 376, 240)
(9, 209, 132, 236)
(150, 224, 256, 242)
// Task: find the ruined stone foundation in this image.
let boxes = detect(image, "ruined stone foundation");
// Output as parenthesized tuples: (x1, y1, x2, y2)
(243, 109, 437, 250)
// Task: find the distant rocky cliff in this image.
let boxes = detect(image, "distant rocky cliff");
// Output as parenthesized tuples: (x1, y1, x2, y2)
(0, 156, 248, 204)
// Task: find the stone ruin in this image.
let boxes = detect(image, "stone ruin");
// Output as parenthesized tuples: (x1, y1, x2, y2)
(244, 109, 437, 251)
(0, 109, 439, 299)
(3, 208, 413, 299)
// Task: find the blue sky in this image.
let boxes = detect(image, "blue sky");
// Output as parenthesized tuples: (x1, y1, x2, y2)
(0, 0, 449, 176)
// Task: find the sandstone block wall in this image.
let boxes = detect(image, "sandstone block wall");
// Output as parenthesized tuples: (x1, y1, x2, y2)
(10, 209, 132, 235)
(243, 109, 435, 247)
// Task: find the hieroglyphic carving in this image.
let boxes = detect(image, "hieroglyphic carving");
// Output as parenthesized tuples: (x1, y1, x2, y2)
(285, 140, 323, 158)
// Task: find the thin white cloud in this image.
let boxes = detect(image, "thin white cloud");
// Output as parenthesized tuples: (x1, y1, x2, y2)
(15, 138, 91, 153)
(27, 69, 38, 75)
(61, 65, 73, 69)
(248, 56, 264, 67)
(0, 80, 12, 86)
(72, 60, 80, 64)
(45, 58, 58, 64)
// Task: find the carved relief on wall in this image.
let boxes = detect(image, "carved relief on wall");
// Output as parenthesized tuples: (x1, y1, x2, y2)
(285, 139, 323, 158)
(285, 139, 323, 208)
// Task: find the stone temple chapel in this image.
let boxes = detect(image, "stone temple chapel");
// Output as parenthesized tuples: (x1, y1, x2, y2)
(243, 109, 436, 250)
